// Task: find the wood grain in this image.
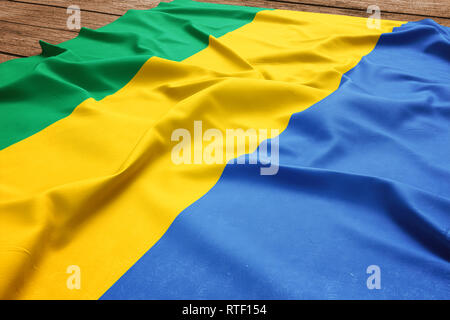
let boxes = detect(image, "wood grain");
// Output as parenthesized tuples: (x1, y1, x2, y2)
(0, 52, 19, 63)
(0, 0, 449, 62)
(0, 20, 74, 56)
(197, 0, 450, 25)
(276, 0, 448, 19)
(0, 1, 118, 30)
(8, 0, 169, 16)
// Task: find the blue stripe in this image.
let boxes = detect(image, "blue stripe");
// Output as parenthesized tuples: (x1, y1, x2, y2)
(102, 20, 450, 299)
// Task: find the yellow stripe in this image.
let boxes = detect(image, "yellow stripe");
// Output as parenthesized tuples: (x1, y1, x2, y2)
(0, 10, 402, 299)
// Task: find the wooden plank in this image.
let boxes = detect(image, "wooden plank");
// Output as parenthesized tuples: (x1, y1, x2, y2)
(18, 0, 446, 19)
(0, 20, 74, 56)
(1, 0, 449, 59)
(277, 0, 449, 19)
(0, 1, 119, 30)
(0, 52, 20, 63)
(197, 0, 450, 26)
(6, 1, 450, 25)
(0, 1, 121, 56)
(7, 0, 170, 16)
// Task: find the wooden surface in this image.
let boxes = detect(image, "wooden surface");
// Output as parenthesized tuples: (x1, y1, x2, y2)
(0, 0, 449, 62)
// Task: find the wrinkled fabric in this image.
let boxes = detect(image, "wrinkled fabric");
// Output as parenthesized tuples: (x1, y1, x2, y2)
(0, 4, 400, 299)
(0, 0, 448, 300)
(103, 19, 450, 299)
(0, 0, 264, 149)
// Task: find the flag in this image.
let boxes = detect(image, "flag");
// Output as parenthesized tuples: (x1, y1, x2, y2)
(0, 0, 449, 299)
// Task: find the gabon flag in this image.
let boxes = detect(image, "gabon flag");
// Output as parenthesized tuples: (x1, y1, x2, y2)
(0, 0, 449, 299)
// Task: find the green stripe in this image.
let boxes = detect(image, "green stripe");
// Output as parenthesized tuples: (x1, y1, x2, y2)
(0, 0, 266, 150)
